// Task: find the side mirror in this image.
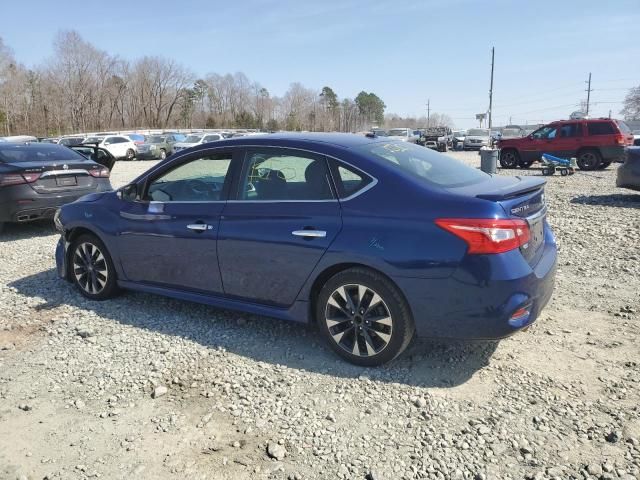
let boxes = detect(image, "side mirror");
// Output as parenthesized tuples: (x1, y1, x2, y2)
(118, 183, 138, 201)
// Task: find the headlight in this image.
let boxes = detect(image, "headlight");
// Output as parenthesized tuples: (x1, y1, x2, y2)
(54, 208, 64, 232)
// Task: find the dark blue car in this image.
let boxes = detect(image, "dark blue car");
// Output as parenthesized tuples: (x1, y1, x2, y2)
(54, 133, 557, 366)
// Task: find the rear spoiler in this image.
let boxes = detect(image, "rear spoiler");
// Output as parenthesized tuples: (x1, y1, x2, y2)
(476, 176, 545, 201)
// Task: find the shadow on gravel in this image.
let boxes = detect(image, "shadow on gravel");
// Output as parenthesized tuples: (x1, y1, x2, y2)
(571, 193, 640, 209)
(9, 268, 497, 388)
(0, 220, 57, 242)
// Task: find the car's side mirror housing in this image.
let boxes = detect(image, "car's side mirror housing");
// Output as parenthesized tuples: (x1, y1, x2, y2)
(118, 183, 138, 201)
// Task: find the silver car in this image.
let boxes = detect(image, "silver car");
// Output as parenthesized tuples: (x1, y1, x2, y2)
(387, 128, 419, 143)
(463, 128, 491, 150)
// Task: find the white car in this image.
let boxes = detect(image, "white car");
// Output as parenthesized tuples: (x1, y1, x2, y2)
(173, 133, 224, 153)
(83, 135, 137, 160)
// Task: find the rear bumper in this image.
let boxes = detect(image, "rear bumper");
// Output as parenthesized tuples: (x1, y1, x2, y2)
(0, 181, 111, 223)
(395, 225, 557, 339)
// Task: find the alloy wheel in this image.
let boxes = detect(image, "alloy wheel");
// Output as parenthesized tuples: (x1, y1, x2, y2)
(578, 151, 599, 170)
(324, 284, 393, 357)
(500, 151, 518, 168)
(73, 242, 109, 295)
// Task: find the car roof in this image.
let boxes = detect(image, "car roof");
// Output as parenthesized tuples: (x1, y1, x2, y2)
(204, 132, 391, 150)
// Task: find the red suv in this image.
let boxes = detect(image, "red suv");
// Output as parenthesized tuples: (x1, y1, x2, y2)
(498, 118, 634, 170)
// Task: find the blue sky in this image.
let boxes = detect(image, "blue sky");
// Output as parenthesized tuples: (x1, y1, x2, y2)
(3, 0, 638, 128)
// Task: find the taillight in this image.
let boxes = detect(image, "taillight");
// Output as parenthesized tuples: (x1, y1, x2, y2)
(435, 218, 531, 254)
(0, 172, 41, 187)
(614, 134, 625, 145)
(88, 168, 110, 178)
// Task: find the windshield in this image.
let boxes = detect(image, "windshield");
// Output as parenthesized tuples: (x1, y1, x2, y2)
(147, 136, 166, 143)
(388, 129, 408, 137)
(203, 135, 221, 142)
(83, 137, 104, 143)
(356, 141, 488, 188)
(185, 135, 203, 143)
(0, 143, 87, 163)
(453, 131, 465, 137)
(501, 129, 521, 137)
(467, 129, 489, 136)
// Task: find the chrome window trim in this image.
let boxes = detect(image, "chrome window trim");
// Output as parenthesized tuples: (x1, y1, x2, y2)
(137, 144, 379, 204)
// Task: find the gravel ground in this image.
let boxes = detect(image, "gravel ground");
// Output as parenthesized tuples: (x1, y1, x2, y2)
(0, 151, 639, 480)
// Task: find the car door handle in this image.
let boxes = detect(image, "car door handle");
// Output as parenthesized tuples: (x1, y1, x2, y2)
(187, 223, 212, 231)
(292, 230, 326, 238)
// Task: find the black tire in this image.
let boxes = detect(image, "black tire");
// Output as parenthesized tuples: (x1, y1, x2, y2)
(518, 160, 533, 169)
(560, 169, 568, 176)
(542, 167, 553, 176)
(125, 149, 135, 161)
(577, 149, 602, 171)
(70, 234, 119, 300)
(500, 149, 520, 169)
(159, 149, 167, 160)
(316, 267, 415, 366)
(598, 161, 611, 170)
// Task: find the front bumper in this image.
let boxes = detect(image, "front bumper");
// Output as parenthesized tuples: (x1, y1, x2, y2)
(394, 224, 557, 339)
(136, 150, 162, 160)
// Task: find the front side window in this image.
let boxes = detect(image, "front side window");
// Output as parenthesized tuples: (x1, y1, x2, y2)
(147, 154, 232, 202)
(240, 150, 333, 201)
(532, 126, 558, 139)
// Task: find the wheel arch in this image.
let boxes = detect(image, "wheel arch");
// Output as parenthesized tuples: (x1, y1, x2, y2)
(63, 226, 111, 278)
(307, 262, 413, 325)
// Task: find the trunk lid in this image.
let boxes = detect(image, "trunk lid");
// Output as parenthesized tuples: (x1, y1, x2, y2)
(8, 160, 104, 194)
(449, 176, 547, 266)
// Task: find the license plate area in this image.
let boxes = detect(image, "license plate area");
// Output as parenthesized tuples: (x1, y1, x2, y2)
(56, 176, 77, 186)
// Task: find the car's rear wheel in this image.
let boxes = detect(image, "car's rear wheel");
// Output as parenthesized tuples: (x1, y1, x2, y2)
(159, 149, 167, 160)
(70, 234, 119, 300)
(125, 149, 135, 161)
(577, 149, 602, 170)
(500, 149, 520, 168)
(316, 268, 414, 366)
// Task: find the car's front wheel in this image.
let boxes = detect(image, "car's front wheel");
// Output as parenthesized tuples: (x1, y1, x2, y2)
(316, 268, 415, 366)
(159, 149, 167, 160)
(70, 234, 119, 300)
(125, 149, 135, 161)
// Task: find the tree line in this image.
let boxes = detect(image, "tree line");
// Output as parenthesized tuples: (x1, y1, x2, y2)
(0, 31, 393, 137)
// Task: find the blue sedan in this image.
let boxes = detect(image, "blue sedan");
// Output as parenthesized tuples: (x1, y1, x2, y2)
(54, 133, 557, 366)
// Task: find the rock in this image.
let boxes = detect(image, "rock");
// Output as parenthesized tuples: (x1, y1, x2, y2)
(74, 399, 85, 409)
(76, 327, 94, 338)
(267, 442, 286, 460)
(152, 386, 168, 399)
(413, 397, 427, 408)
(604, 431, 620, 443)
(586, 464, 602, 476)
(18, 404, 32, 411)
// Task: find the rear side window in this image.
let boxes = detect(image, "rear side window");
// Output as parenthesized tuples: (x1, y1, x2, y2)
(587, 122, 616, 135)
(332, 162, 373, 198)
(558, 123, 582, 138)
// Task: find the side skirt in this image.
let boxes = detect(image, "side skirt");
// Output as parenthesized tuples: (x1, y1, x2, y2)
(117, 280, 310, 324)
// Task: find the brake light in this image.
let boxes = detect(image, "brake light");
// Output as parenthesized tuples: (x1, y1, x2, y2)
(614, 134, 625, 145)
(435, 218, 531, 254)
(0, 172, 41, 187)
(88, 168, 110, 178)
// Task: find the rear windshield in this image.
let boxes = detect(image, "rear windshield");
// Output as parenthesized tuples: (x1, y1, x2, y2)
(356, 141, 488, 188)
(615, 120, 631, 134)
(0, 143, 87, 163)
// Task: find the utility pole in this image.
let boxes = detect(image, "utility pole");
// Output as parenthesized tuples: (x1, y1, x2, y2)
(488, 47, 495, 130)
(585, 72, 592, 116)
(426, 99, 430, 127)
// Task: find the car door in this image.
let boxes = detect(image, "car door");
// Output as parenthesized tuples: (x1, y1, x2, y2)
(522, 125, 559, 162)
(554, 122, 584, 157)
(116, 149, 239, 293)
(217, 147, 342, 306)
